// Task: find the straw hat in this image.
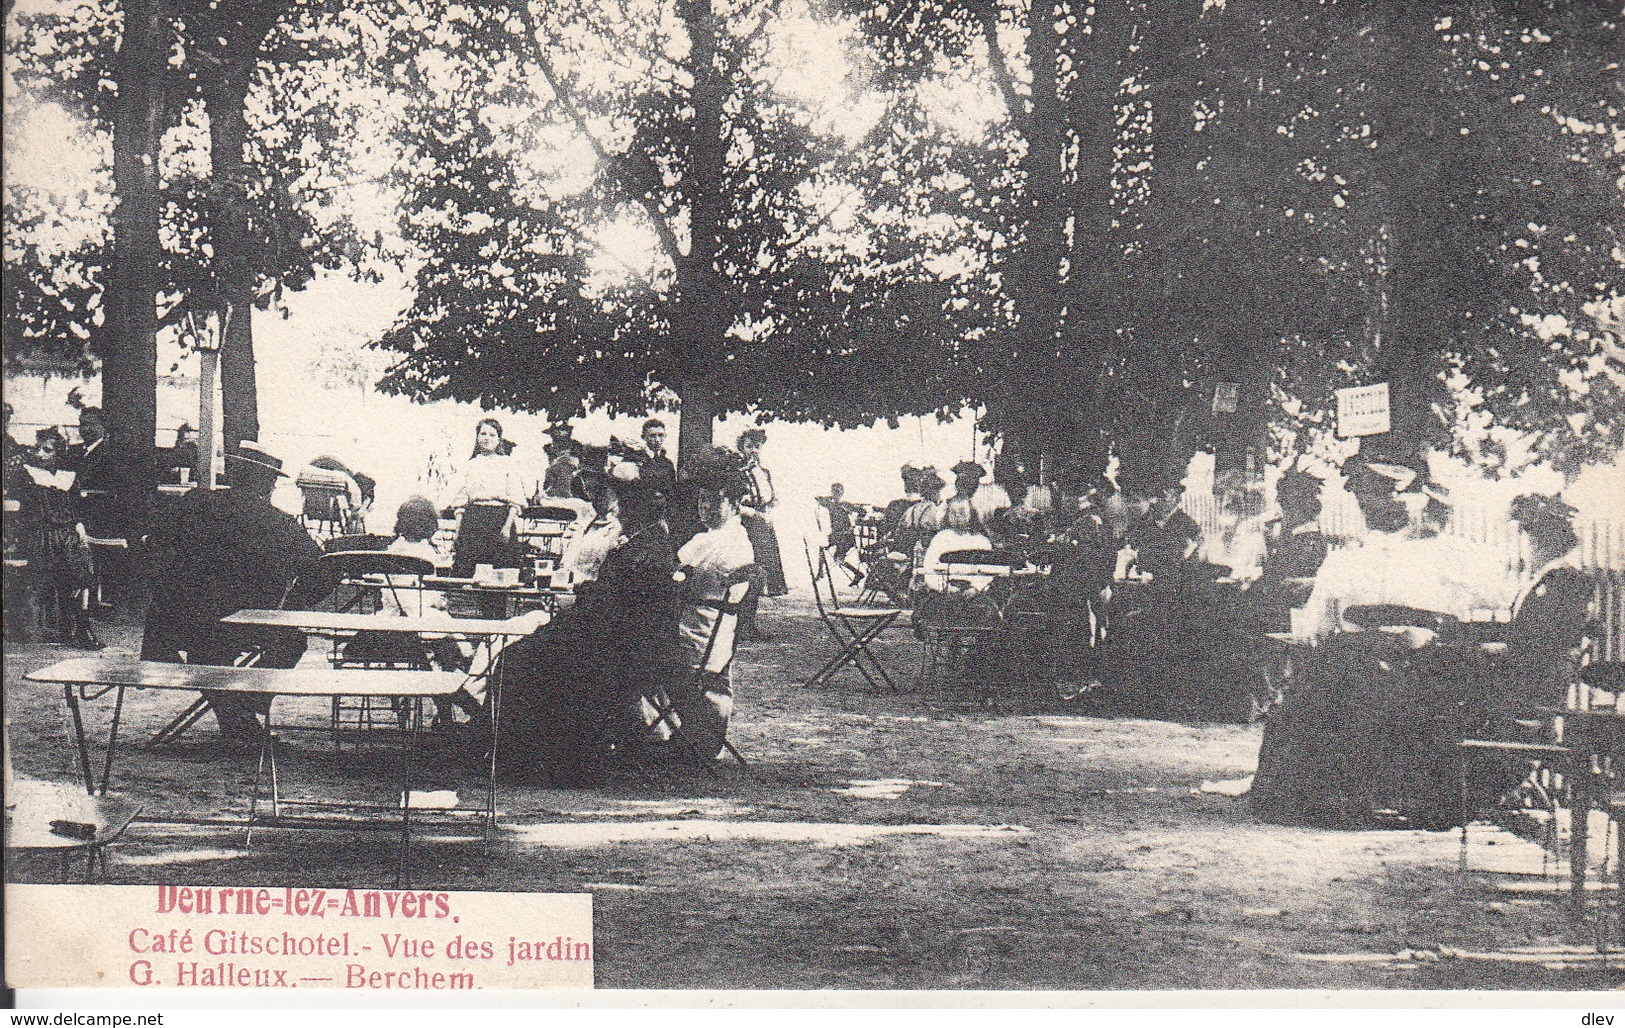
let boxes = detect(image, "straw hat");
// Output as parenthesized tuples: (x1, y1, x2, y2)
(226, 440, 288, 477)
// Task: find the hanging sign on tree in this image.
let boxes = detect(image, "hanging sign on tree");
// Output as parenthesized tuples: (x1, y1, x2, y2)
(1336, 382, 1391, 438)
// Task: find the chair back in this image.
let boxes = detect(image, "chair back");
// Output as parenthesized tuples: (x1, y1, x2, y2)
(300, 483, 348, 521)
(689, 564, 758, 676)
(318, 550, 436, 581)
(324, 533, 390, 553)
(318, 550, 436, 616)
(802, 538, 837, 616)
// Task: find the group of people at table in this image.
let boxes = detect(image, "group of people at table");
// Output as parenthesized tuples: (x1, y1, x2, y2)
(819, 449, 1596, 772)
(7, 410, 799, 788)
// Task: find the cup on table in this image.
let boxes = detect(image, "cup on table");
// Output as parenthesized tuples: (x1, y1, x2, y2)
(179, 467, 191, 485)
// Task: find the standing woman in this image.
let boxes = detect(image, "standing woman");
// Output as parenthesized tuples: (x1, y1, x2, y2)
(449, 417, 524, 577)
(16, 428, 99, 648)
(736, 428, 787, 598)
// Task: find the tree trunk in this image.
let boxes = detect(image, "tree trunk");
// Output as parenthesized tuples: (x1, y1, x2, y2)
(205, 70, 261, 453)
(985, 0, 1068, 491)
(1363, 3, 1444, 467)
(1064, 0, 1133, 445)
(673, 0, 728, 469)
(676, 375, 718, 469)
(104, 0, 165, 513)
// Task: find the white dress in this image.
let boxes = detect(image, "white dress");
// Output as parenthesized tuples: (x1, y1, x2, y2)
(676, 517, 755, 672)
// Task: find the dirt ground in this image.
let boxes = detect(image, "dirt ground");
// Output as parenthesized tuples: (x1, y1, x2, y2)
(7, 595, 1625, 992)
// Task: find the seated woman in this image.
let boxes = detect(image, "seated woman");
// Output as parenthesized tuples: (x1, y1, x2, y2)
(1295, 461, 1512, 640)
(913, 497, 1002, 630)
(1251, 470, 1590, 828)
(492, 465, 679, 785)
(650, 458, 758, 762)
(558, 463, 624, 585)
(1241, 468, 1329, 634)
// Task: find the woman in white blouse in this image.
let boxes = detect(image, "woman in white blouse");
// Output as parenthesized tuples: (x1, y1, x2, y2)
(449, 417, 524, 577)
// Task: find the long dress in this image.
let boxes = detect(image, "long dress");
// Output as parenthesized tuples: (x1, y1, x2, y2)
(15, 462, 93, 636)
(493, 522, 680, 785)
(1250, 556, 1593, 829)
(741, 460, 788, 596)
(451, 452, 523, 576)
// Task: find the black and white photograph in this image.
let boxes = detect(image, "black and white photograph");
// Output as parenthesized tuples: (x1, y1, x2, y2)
(3, 0, 1624, 1004)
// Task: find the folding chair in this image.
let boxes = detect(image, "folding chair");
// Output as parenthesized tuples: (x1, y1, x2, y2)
(320, 551, 439, 747)
(319, 550, 436, 616)
(635, 566, 756, 771)
(520, 504, 585, 561)
(324, 533, 391, 554)
(802, 539, 903, 691)
(912, 550, 1024, 703)
(298, 480, 349, 541)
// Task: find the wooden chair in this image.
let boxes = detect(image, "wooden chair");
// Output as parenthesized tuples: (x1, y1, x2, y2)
(622, 566, 757, 772)
(802, 539, 903, 691)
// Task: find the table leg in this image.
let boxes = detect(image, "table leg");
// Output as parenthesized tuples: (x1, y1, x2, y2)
(487, 640, 501, 839)
(100, 685, 126, 796)
(1573, 744, 1592, 911)
(62, 684, 94, 794)
(396, 697, 417, 888)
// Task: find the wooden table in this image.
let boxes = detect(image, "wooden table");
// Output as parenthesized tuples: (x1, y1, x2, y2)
(220, 609, 548, 832)
(25, 657, 465, 882)
(5, 779, 143, 882)
(423, 576, 570, 617)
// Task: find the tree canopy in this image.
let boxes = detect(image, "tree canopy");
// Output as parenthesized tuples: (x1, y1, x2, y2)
(4, 0, 1620, 479)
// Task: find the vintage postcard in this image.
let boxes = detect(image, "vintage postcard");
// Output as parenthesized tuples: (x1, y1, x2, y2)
(4, 0, 1623, 1010)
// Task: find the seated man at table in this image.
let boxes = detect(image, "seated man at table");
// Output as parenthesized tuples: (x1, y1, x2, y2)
(142, 441, 337, 745)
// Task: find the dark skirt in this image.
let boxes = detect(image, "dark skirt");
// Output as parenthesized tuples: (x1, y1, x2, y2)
(27, 523, 92, 592)
(453, 502, 520, 576)
(741, 514, 787, 596)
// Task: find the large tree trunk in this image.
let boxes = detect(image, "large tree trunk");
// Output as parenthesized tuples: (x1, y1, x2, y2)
(1363, 5, 1446, 467)
(673, 0, 728, 469)
(982, 0, 1068, 489)
(676, 376, 718, 469)
(104, 0, 165, 514)
(1062, 0, 1132, 463)
(205, 69, 260, 454)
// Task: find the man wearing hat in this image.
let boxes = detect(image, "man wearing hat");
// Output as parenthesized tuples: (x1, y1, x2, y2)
(541, 424, 580, 500)
(949, 460, 985, 504)
(141, 440, 337, 744)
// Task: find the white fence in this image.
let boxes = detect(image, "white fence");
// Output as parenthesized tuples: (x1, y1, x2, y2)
(1182, 492, 1625, 661)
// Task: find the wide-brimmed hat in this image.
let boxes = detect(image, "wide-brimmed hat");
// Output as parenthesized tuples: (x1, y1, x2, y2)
(226, 440, 288, 477)
(1347, 459, 1417, 494)
(1510, 492, 1578, 528)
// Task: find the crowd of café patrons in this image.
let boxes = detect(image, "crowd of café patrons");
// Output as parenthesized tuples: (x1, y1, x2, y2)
(3, 401, 1597, 799)
(2, 409, 794, 786)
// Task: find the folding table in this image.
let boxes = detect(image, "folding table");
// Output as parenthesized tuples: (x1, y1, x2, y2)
(4, 778, 143, 882)
(220, 608, 548, 831)
(24, 657, 465, 881)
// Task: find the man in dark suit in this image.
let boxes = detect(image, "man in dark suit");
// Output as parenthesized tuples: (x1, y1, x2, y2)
(141, 441, 336, 744)
(629, 418, 677, 517)
(1502, 493, 1594, 710)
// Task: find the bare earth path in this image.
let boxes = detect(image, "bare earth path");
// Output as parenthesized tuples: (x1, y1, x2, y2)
(6, 597, 1620, 991)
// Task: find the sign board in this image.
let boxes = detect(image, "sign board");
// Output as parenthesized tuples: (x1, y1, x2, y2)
(1212, 382, 1240, 415)
(1336, 382, 1391, 438)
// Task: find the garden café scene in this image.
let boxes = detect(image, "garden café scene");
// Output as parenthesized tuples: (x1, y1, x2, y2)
(4, 0, 1625, 993)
